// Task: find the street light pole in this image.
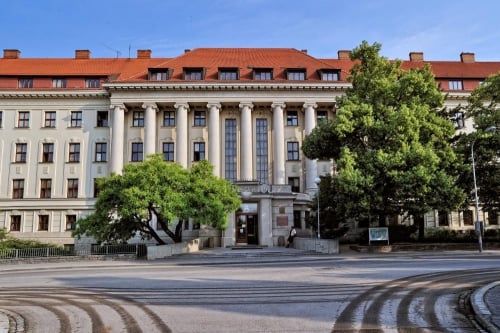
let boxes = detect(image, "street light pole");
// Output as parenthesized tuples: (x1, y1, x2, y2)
(314, 177, 321, 240)
(471, 125, 497, 253)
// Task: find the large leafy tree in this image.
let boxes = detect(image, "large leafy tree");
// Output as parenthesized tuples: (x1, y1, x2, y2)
(74, 155, 241, 244)
(303, 41, 465, 237)
(455, 73, 500, 216)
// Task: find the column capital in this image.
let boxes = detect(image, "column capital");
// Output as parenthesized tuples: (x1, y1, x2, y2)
(110, 104, 126, 111)
(271, 102, 286, 110)
(239, 102, 254, 109)
(207, 102, 222, 109)
(142, 102, 158, 110)
(174, 102, 190, 110)
(303, 102, 318, 110)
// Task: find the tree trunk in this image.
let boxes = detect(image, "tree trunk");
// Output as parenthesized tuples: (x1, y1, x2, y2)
(415, 214, 425, 242)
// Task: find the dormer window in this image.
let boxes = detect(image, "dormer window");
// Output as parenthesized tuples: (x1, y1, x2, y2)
(219, 68, 239, 80)
(319, 69, 340, 81)
(184, 68, 204, 80)
(52, 78, 67, 88)
(18, 78, 33, 88)
(449, 80, 463, 90)
(287, 69, 306, 81)
(253, 68, 273, 80)
(149, 68, 172, 81)
(85, 78, 100, 88)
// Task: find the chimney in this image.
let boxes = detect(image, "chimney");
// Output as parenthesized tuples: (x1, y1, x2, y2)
(409, 52, 424, 62)
(460, 52, 475, 63)
(75, 49, 90, 59)
(338, 50, 350, 60)
(137, 49, 152, 59)
(184, 49, 191, 54)
(3, 49, 21, 59)
(301, 49, 308, 54)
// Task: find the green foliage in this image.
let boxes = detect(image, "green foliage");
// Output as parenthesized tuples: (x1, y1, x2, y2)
(0, 228, 62, 249)
(74, 155, 241, 245)
(417, 229, 476, 243)
(303, 41, 466, 227)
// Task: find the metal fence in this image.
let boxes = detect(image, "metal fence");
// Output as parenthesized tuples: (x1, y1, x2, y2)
(0, 244, 147, 260)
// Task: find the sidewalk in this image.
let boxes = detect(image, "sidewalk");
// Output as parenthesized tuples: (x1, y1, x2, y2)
(472, 281, 500, 332)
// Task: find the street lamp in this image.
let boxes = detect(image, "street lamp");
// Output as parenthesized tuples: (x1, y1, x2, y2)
(314, 177, 321, 240)
(471, 125, 497, 253)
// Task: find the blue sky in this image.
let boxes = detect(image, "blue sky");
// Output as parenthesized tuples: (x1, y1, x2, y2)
(1, 0, 499, 61)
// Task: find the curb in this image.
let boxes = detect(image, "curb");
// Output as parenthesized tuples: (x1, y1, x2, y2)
(471, 281, 500, 333)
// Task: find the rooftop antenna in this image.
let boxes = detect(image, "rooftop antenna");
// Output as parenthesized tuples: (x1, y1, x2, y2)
(102, 43, 122, 58)
(128, 44, 131, 59)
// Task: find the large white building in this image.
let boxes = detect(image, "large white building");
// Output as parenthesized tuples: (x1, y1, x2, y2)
(0, 48, 498, 247)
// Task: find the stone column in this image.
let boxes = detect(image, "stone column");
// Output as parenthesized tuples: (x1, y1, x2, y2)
(272, 102, 286, 184)
(110, 104, 125, 174)
(143, 103, 158, 158)
(304, 102, 318, 194)
(175, 102, 189, 168)
(239, 102, 254, 180)
(207, 103, 221, 176)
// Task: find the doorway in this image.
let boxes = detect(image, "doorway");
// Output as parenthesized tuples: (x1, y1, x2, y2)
(236, 213, 259, 245)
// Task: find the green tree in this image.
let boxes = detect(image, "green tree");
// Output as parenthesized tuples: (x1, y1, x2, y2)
(455, 73, 500, 216)
(74, 155, 241, 245)
(303, 41, 466, 238)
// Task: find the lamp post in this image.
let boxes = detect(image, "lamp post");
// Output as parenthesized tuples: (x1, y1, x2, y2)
(314, 177, 321, 240)
(471, 125, 497, 253)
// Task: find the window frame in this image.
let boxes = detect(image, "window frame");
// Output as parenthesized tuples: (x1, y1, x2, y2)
(193, 111, 206, 127)
(42, 143, 54, 163)
(184, 68, 204, 80)
(287, 141, 300, 161)
(132, 111, 144, 127)
(85, 78, 100, 88)
(40, 178, 52, 199)
(66, 215, 77, 231)
(96, 111, 108, 127)
(219, 69, 239, 80)
(288, 177, 300, 193)
(287, 70, 306, 81)
(95, 142, 107, 162)
(67, 178, 79, 198)
(131, 142, 143, 162)
(15, 143, 28, 163)
(286, 111, 299, 126)
(162, 142, 175, 161)
(449, 80, 463, 90)
(163, 111, 175, 127)
(253, 69, 273, 80)
(38, 215, 49, 231)
(68, 143, 81, 163)
(44, 111, 56, 128)
(193, 142, 206, 161)
(13, 179, 24, 199)
(70, 111, 82, 128)
(10, 215, 21, 232)
(18, 78, 33, 88)
(52, 78, 67, 88)
(320, 70, 340, 81)
(17, 111, 30, 128)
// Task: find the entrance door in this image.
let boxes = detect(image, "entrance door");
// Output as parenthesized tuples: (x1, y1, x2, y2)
(235, 213, 259, 245)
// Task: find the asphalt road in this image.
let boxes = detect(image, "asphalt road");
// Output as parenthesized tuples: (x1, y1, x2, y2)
(0, 249, 499, 332)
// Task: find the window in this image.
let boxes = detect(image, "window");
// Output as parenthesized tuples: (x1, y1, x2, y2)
(85, 79, 100, 88)
(95, 143, 107, 162)
(287, 111, 298, 126)
(163, 111, 175, 126)
(15, 143, 28, 163)
(449, 80, 463, 90)
(462, 210, 473, 225)
(193, 142, 205, 161)
(69, 143, 80, 162)
(438, 210, 449, 226)
(254, 69, 272, 80)
(66, 215, 76, 231)
(287, 142, 300, 160)
(0, 111, 2, 128)
(97, 111, 108, 127)
(488, 211, 498, 225)
(10, 215, 21, 231)
(452, 112, 465, 129)
(13, 179, 24, 199)
(132, 111, 144, 127)
(194, 111, 206, 126)
(131, 142, 143, 162)
(317, 111, 327, 122)
(288, 177, 300, 193)
(225, 119, 237, 182)
(18, 78, 33, 88)
(162, 142, 174, 161)
(70, 111, 82, 127)
(287, 70, 306, 80)
(67, 179, 79, 198)
(38, 215, 49, 231)
(52, 78, 67, 88)
(256, 119, 269, 184)
(40, 179, 52, 198)
(150, 71, 169, 81)
(184, 69, 203, 80)
(44, 111, 56, 128)
(321, 70, 340, 81)
(18, 111, 30, 128)
(220, 69, 238, 80)
(293, 211, 301, 228)
(42, 143, 54, 163)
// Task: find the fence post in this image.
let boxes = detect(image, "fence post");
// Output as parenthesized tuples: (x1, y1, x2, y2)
(15, 249, 19, 259)
(46, 248, 50, 257)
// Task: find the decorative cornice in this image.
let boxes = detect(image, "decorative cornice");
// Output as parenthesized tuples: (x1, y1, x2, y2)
(103, 82, 351, 92)
(0, 90, 109, 99)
